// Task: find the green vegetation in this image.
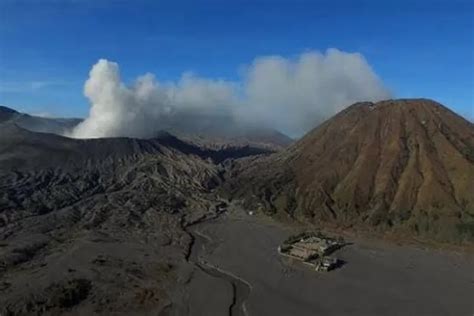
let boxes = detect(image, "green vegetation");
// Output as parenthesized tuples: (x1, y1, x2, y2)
(461, 146, 474, 162)
(457, 221, 474, 240)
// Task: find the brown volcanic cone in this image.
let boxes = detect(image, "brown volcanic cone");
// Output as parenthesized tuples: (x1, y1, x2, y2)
(224, 99, 474, 242)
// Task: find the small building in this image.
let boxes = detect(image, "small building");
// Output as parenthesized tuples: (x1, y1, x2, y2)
(278, 232, 344, 272)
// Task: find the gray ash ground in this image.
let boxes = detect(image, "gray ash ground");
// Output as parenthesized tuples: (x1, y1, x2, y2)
(183, 204, 474, 316)
(0, 123, 473, 316)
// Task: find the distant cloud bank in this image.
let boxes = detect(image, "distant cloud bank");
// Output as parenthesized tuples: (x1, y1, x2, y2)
(69, 49, 391, 138)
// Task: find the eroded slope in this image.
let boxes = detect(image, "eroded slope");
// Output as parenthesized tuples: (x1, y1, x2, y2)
(223, 99, 474, 242)
(0, 124, 267, 315)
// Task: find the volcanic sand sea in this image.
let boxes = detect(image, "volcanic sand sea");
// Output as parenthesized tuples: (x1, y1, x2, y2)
(181, 203, 474, 316)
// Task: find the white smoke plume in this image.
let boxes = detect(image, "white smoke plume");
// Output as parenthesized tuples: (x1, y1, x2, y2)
(70, 49, 390, 139)
(70, 59, 236, 138)
(239, 49, 391, 136)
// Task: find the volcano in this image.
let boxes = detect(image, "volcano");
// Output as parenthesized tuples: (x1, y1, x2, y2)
(223, 99, 474, 241)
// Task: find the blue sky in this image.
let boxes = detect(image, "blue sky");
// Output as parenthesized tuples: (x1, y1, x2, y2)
(0, 0, 473, 120)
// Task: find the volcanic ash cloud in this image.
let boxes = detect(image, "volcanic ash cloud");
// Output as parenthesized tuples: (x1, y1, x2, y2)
(70, 49, 390, 139)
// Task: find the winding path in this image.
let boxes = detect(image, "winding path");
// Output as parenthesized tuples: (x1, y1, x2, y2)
(185, 210, 252, 316)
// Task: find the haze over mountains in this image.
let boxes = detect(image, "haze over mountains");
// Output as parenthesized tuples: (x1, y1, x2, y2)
(0, 106, 81, 135)
(0, 105, 292, 150)
(1, 49, 395, 148)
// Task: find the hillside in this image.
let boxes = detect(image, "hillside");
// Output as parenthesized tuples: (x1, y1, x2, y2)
(222, 99, 474, 242)
(0, 124, 269, 314)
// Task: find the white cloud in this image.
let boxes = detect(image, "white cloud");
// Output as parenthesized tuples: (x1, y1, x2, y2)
(69, 49, 391, 139)
(238, 49, 390, 135)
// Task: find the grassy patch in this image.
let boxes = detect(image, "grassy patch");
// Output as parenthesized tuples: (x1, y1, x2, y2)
(457, 221, 474, 240)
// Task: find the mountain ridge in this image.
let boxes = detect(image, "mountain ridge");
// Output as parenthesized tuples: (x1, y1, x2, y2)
(0, 105, 293, 150)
